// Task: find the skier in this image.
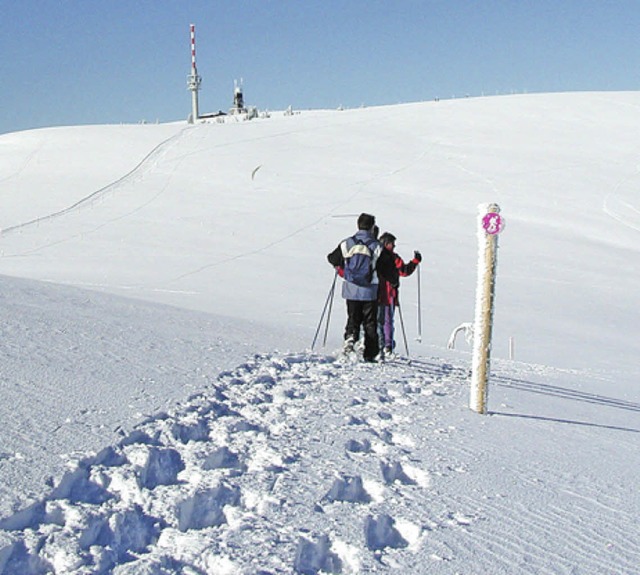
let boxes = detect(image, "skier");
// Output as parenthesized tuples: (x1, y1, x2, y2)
(377, 232, 422, 359)
(327, 213, 398, 362)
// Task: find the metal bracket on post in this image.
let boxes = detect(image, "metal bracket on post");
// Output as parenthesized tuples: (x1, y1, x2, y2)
(470, 203, 503, 414)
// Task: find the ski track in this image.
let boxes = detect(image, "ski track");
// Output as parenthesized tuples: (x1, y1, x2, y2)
(2, 119, 431, 293)
(0, 142, 44, 186)
(161, 134, 436, 287)
(0, 127, 192, 240)
(603, 164, 640, 234)
(0, 351, 636, 574)
(603, 193, 640, 234)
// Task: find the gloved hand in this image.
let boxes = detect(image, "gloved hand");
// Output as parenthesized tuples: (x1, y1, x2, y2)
(413, 250, 422, 263)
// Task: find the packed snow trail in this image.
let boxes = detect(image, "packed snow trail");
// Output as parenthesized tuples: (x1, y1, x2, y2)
(1, 352, 637, 574)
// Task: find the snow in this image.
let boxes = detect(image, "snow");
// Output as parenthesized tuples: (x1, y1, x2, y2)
(0, 92, 639, 573)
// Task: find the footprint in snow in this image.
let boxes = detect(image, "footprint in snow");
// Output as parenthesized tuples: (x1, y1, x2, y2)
(171, 418, 210, 444)
(177, 483, 241, 532)
(126, 445, 185, 490)
(380, 461, 417, 486)
(323, 475, 371, 504)
(294, 534, 343, 575)
(202, 446, 245, 472)
(344, 438, 372, 454)
(364, 514, 408, 551)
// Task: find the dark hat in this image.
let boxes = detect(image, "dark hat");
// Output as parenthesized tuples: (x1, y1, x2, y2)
(380, 232, 396, 245)
(357, 213, 376, 230)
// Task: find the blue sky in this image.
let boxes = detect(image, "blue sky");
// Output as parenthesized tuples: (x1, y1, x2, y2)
(1, 0, 639, 135)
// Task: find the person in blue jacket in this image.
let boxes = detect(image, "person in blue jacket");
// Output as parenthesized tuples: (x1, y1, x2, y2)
(327, 213, 398, 362)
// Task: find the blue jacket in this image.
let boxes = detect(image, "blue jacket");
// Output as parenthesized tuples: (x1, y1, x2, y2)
(327, 230, 398, 301)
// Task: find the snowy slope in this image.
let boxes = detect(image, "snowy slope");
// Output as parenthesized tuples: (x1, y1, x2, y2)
(0, 92, 639, 574)
(0, 274, 294, 520)
(2, 93, 640, 376)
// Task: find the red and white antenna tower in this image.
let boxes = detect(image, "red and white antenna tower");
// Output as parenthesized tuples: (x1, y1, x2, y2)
(187, 24, 202, 122)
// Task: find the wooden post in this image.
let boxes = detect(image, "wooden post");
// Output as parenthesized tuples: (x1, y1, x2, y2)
(470, 203, 502, 414)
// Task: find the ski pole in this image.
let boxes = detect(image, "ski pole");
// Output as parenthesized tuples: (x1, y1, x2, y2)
(322, 272, 337, 347)
(311, 272, 338, 350)
(397, 303, 410, 357)
(416, 264, 422, 342)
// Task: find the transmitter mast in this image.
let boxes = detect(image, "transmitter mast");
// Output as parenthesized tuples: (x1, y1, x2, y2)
(187, 24, 202, 123)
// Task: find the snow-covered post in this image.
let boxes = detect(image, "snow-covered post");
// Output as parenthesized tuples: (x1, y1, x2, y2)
(470, 203, 503, 414)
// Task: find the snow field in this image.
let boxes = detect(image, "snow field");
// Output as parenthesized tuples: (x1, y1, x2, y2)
(2, 350, 637, 574)
(1, 92, 640, 573)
